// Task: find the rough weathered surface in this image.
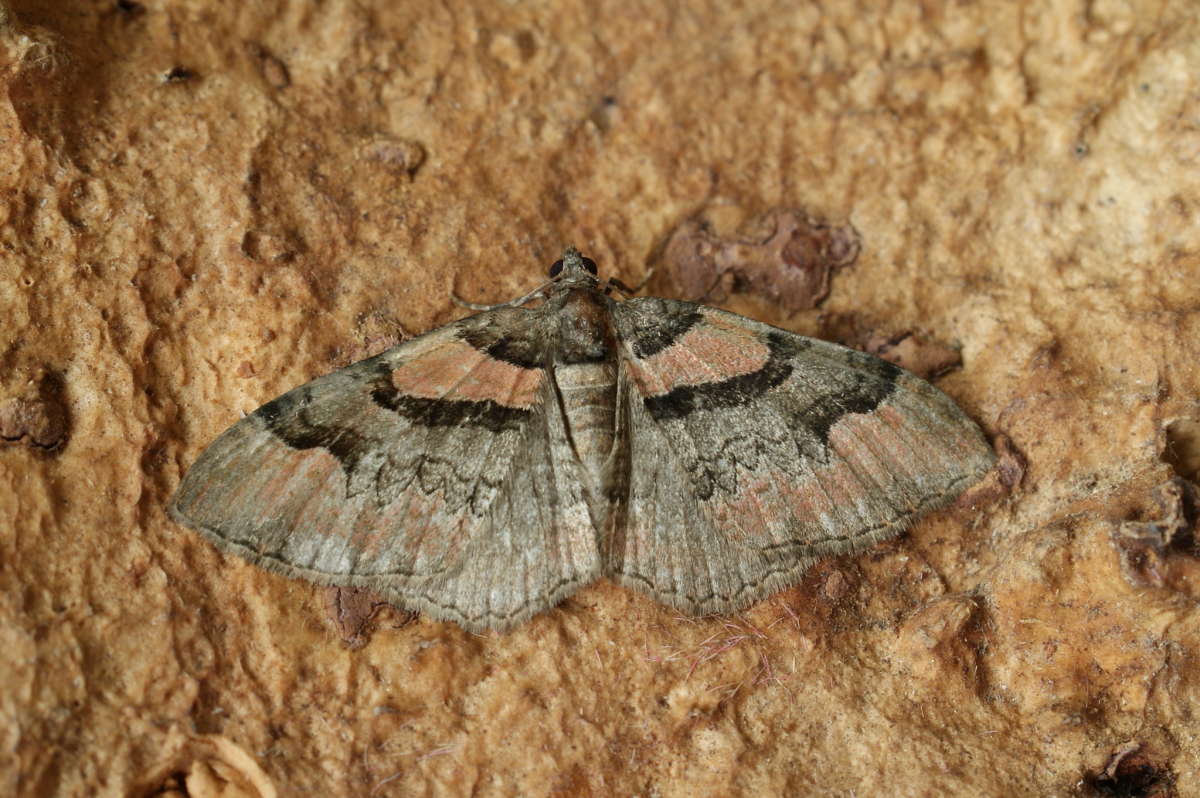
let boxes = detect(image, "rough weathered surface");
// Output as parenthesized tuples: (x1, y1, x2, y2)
(1, 1, 1199, 796)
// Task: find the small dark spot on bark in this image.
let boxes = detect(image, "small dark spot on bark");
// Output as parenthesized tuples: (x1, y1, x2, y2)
(1114, 477, 1199, 588)
(0, 369, 69, 452)
(1163, 418, 1200, 482)
(1083, 744, 1176, 798)
(163, 66, 196, 83)
(252, 45, 290, 89)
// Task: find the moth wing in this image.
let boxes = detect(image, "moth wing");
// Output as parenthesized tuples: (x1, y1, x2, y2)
(170, 309, 602, 632)
(607, 297, 995, 615)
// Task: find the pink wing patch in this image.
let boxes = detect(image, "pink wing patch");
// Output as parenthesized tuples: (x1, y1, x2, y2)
(624, 310, 769, 397)
(388, 340, 543, 408)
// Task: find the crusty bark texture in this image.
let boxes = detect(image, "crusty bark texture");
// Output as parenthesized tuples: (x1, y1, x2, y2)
(2, 1, 1198, 796)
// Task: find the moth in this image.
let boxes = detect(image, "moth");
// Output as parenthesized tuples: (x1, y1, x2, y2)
(171, 248, 995, 632)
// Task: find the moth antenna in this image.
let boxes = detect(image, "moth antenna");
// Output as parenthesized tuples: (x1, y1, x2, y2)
(450, 293, 508, 311)
(451, 282, 552, 312)
(604, 264, 656, 297)
(633, 263, 656, 292)
(604, 277, 636, 298)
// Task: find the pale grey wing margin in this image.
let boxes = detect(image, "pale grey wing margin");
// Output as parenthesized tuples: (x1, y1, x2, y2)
(170, 317, 602, 632)
(605, 297, 995, 615)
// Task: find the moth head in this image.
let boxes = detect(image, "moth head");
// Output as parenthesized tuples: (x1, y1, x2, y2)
(549, 246, 599, 282)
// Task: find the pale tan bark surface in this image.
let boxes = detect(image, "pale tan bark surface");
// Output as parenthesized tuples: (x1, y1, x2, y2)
(2, 1, 1198, 796)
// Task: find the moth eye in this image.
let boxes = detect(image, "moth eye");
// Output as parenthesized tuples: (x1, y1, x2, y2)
(549, 259, 564, 278)
(581, 257, 598, 275)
